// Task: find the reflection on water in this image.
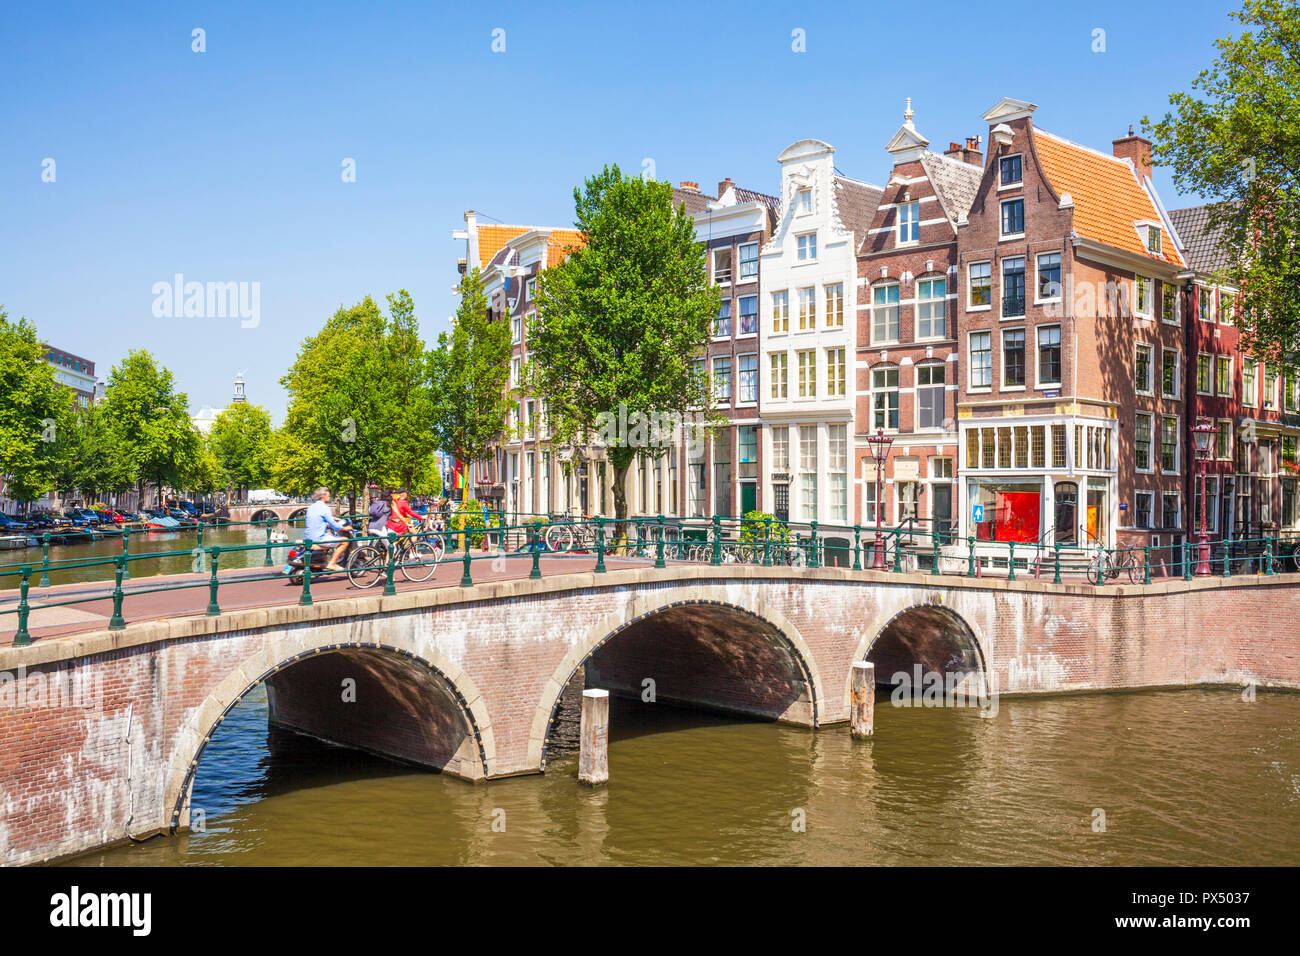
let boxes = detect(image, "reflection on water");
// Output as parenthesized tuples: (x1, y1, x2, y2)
(77, 686, 1300, 866)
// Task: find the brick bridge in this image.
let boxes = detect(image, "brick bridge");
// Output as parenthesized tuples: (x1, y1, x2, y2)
(224, 502, 309, 525)
(1, 563, 1297, 865)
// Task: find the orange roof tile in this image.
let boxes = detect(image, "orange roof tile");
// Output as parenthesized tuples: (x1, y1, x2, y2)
(1034, 129, 1184, 268)
(476, 224, 587, 270)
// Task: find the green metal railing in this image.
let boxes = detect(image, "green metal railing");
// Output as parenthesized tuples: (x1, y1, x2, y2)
(2, 509, 1296, 647)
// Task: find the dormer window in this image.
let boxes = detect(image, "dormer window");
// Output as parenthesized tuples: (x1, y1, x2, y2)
(797, 188, 812, 215)
(898, 201, 920, 244)
(999, 154, 1023, 187)
(1147, 225, 1162, 254)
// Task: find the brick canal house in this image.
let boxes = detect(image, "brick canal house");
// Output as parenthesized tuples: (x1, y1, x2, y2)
(1168, 204, 1300, 543)
(953, 98, 1189, 563)
(453, 211, 588, 520)
(855, 102, 982, 542)
(758, 139, 882, 529)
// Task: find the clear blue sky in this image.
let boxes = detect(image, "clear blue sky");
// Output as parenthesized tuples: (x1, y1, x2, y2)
(2, 0, 1239, 422)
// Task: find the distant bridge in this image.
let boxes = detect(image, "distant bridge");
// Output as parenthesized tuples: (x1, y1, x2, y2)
(225, 503, 309, 525)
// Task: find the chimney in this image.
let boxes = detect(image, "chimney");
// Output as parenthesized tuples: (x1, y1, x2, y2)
(679, 181, 700, 192)
(944, 135, 983, 167)
(717, 177, 735, 197)
(1112, 126, 1154, 181)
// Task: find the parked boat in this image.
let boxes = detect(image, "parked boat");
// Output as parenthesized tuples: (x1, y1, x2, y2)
(144, 516, 181, 530)
(0, 534, 37, 550)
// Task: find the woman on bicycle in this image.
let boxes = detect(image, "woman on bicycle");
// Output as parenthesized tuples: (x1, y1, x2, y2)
(388, 488, 419, 537)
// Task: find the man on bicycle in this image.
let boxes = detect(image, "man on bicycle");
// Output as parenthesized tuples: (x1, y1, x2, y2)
(305, 487, 350, 571)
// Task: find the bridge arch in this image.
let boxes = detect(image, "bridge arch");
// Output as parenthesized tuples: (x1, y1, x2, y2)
(849, 601, 989, 701)
(248, 508, 282, 525)
(287, 507, 308, 522)
(163, 635, 493, 832)
(528, 594, 826, 771)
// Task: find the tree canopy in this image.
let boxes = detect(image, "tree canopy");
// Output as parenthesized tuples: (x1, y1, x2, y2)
(0, 308, 74, 504)
(209, 402, 274, 495)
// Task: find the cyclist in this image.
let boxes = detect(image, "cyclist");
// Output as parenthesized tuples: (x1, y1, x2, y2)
(388, 488, 419, 537)
(305, 487, 350, 571)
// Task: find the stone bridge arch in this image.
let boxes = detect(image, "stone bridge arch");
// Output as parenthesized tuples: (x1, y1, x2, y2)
(849, 601, 989, 700)
(528, 593, 827, 771)
(162, 633, 494, 832)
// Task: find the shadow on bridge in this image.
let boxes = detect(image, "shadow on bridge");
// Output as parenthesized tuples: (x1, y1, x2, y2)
(861, 603, 987, 696)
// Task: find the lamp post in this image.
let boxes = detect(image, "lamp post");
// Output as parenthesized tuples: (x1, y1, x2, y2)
(1191, 417, 1215, 576)
(866, 428, 894, 570)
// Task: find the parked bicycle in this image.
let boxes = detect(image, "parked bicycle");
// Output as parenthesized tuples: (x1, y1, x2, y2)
(1086, 546, 1142, 584)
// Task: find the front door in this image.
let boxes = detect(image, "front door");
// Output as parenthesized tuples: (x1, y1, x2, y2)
(740, 481, 757, 516)
(932, 484, 953, 539)
(774, 483, 789, 523)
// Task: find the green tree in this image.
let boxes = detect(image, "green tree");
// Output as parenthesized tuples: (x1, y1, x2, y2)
(526, 165, 718, 531)
(0, 309, 75, 506)
(183, 435, 226, 497)
(428, 268, 513, 490)
(1144, 0, 1300, 359)
(99, 350, 200, 508)
(209, 402, 274, 498)
(51, 401, 132, 504)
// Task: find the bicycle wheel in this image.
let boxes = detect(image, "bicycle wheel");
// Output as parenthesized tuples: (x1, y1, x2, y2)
(400, 539, 441, 582)
(545, 525, 574, 552)
(1123, 553, 1143, 585)
(347, 545, 386, 589)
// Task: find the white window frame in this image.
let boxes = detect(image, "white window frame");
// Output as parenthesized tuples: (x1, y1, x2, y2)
(1216, 354, 1234, 398)
(999, 197, 1025, 239)
(1134, 412, 1154, 474)
(914, 361, 946, 432)
(1135, 342, 1154, 396)
(998, 153, 1024, 188)
(871, 281, 900, 345)
(897, 201, 920, 245)
(1135, 276, 1153, 319)
(738, 242, 759, 281)
(1035, 252, 1062, 304)
(969, 330, 992, 391)
(1001, 327, 1027, 391)
(967, 261, 992, 311)
(1035, 324, 1063, 387)
(796, 232, 817, 261)
(916, 277, 947, 341)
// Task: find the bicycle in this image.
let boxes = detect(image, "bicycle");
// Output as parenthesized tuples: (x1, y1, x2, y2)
(348, 522, 444, 589)
(1086, 546, 1142, 584)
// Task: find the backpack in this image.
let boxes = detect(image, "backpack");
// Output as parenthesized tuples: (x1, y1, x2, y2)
(368, 498, 390, 532)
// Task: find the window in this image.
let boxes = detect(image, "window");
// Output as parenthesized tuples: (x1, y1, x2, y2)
(739, 426, 757, 479)
(1220, 293, 1235, 325)
(511, 316, 521, 343)
(510, 356, 521, 388)
(798, 287, 816, 330)
(1000, 198, 1024, 236)
(1216, 355, 1232, 397)
(1037, 325, 1061, 384)
(714, 300, 731, 338)
(1216, 420, 1232, 460)
(1135, 491, 1153, 530)
(797, 188, 812, 214)
(872, 283, 900, 342)
(797, 350, 816, 398)
(917, 363, 945, 430)
(916, 278, 946, 339)
(1243, 360, 1258, 407)
(1161, 416, 1179, 472)
(770, 352, 788, 399)
(1135, 343, 1153, 393)
(872, 366, 900, 430)
(1265, 364, 1279, 407)
(999, 154, 1023, 186)
(1287, 368, 1299, 412)
(828, 425, 848, 522)
(1002, 257, 1026, 316)
(1135, 413, 1152, 472)
(1135, 276, 1153, 318)
(969, 261, 992, 308)
(739, 242, 758, 280)
(1197, 353, 1212, 394)
(713, 247, 732, 283)
(713, 356, 731, 402)
(797, 232, 817, 261)
(772, 290, 789, 333)
(864, 482, 878, 525)
(898, 202, 920, 244)
(1198, 286, 1214, 322)
(970, 331, 992, 388)
(738, 295, 758, 335)
(1161, 283, 1178, 324)
(1162, 349, 1179, 399)
(738, 354, 758, 404)
(1162, 492, 1180, 530)
(1036, 253, 1061, 301)
(826, 348, 846, 397)
(1147, 225, 1162, 255)
(824, 283, 844, 327)
(713, 431, 731, 517)
(799, 426, 818, 520)
(772, 426, 789, 470)
(1003, 329, 1026, 387)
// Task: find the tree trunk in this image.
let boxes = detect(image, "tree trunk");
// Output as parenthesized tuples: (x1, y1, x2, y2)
(612, 460, 630, 550)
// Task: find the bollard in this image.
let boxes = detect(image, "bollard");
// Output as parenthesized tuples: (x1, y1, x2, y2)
(850, 661, 876, 738)
(109, 557, 126, 630)
(299, 538, 313, 606)
(578, 689, 610, 785)
(206, 547, 221, 616)
(594, 517, 606, 574)
(384, 532, 397, 596)
(15, 566, 33, 646)
(39, 532, 51, 588)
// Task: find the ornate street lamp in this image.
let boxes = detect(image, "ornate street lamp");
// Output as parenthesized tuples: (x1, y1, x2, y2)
(866, 428, 894, 570)
(1191, 417, 1215, 576)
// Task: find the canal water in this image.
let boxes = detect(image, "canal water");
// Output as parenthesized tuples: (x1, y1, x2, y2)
(75, 685, 1299, 866)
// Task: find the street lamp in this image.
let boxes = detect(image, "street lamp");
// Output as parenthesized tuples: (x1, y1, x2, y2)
(1191, 417, 1215, 576)
(866, 428, 894, 569)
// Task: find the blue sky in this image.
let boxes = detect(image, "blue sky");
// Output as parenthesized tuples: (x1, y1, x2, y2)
(2, 0, 1239, 422)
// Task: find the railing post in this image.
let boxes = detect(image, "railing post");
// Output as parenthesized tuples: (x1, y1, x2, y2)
(14, 566, 32, 646)
(298, 539, 314, 605)
(893, 532, 902, 572)
(1222, 541, 1231, 578)
(1266, 536, 1276, 575)
(931, 533, 940, 575)
(1183, 541, 1193, 581)
(384, 531, 397, 596)
(594, 517, 606, 573)
(1095, 546, 1105, 586)
(119, 527, 130, 581)
(530, 535, 542, 579)
(206, 547, 221, 616)
(1142, 546, 1151, 585)
(1007, 540, 1016, 581)
(968, 535, 976, 578)
(711, 514, 722, 566)
(809, 520, 819, 569)
(39, 532, 51, 587)
(196, 521, 204, 552)
(109, 556, 126, 630)
(852, 525, 861, 571)
(460, 537, 473, 587)
(481, 504, 491, 554)
(1053, 542, 1062, 584)
(655, 515, 666, 569)
(264, 517, 274, 566)
(763, 518, 773, 567)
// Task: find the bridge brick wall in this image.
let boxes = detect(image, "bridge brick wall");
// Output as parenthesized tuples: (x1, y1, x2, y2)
(0, 566, 1296, 865)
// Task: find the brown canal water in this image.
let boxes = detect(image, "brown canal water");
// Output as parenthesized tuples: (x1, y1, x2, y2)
(74, 685, 1300, 866)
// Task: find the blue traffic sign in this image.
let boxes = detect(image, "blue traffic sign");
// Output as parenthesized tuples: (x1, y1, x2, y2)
(972, 504, 984, 523)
